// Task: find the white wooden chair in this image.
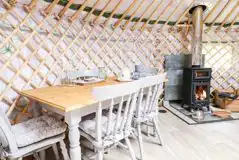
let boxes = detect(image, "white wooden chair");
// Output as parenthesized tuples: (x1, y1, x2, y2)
(134, 73, 166, 160)
(79, 81, 140, 160)
(0, 108, 69, 160)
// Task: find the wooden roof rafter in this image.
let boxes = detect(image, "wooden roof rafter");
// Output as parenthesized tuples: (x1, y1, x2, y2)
(216, 1, 239, 31)
(83, 0, 101, 23)
(131, 0, 157, 31)
(93, 0, 111, 25)
(41, 0, 60, 16)
(140, 0, 164, 31)
(203, 0, 221, 23)
(149, 0, 174, 30)
(205, 0, 234, 32)
(160, 0, 184, 31)
(103, 0, 123, 27)
(2, 0, 239, 32)
(23, 0, 38, 12)
(121, 0, 145, 30)
(22, 0, 239, 31)
(2, 0, 17, 10)
(226, 12, 239, 32)
(169, 0, 195, 32)
(113, 0, 138, 29)
(68, 0, 90, 23)
(55, 0, 74, 20)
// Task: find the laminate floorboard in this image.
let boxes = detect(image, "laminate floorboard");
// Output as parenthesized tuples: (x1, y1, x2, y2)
(34, 111, 239, 160)
(104, 112, 239, 160)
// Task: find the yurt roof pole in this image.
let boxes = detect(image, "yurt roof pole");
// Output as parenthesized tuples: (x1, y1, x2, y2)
(131, 0, 157, 31)
(23, 0, 38, 12)
(216, 1, 239, 31)
(93, 0, 111, 25)
(56, 0, 74, 20)
(122, 0, 145, 30)
(103, 0, 123, 27)
(140, 0, 164, 31)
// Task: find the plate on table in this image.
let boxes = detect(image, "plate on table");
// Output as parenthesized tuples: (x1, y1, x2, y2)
(72, 77, 104, 85)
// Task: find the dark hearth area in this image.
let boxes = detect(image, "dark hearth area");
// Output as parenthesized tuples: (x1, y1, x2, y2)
(182, 67, 212, 112)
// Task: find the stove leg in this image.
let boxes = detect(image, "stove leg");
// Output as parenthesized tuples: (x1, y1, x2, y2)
(181, 101, 184, 108)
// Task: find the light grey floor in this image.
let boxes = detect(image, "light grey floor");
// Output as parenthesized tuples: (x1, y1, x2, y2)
(42, 111, 239, 160)
(104, 111, 239, 160)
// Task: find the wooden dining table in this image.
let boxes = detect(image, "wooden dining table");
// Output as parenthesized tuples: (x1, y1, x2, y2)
(20, 77, 125, 160)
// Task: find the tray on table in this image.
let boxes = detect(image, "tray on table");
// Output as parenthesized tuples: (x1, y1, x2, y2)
(72, 77, 105, 85)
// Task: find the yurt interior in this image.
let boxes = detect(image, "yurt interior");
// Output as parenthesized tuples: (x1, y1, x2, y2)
(0, 0, 239, 160)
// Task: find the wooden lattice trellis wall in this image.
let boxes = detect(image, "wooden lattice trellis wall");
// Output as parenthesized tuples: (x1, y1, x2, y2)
(0, 1, 164, 120)
(203, 27, 239, 92)
(0, 0, 238, 121)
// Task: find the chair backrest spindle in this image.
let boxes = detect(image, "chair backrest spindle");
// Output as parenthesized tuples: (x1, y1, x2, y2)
(95, 103, 103, 146)
(125, 93, 138, 130)
(113, 96, 124, 136)
(92, 81, 140, 141)
(106, 99, 114, 136)
(119, 94, 131, 132)
(136, 73, 166, 120)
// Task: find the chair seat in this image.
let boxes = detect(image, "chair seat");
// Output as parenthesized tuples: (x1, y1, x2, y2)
(134, 99, 158, 124)
(79, 113, 123, 139)
(8, 134, 65, 159)
(12, 115, 66, 147)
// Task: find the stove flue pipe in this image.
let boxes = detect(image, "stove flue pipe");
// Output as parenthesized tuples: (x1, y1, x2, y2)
(190, 5, 205, 67)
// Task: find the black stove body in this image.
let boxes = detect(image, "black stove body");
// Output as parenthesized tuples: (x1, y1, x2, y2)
(182, 67, 212, 111)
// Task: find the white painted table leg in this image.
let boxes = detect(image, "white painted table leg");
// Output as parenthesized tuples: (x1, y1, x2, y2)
(68, 122, 81, 160)
(96, 150, 103, 160)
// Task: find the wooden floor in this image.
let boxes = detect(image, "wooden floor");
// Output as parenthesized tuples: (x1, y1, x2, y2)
(38, 111, 239, 160)
(104, 111, 239, 160)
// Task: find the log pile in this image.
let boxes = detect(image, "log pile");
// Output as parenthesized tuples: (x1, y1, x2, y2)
(213, 89, 239, 112)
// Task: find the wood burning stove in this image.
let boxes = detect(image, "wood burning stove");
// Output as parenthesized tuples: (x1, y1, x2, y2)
(182, 67, 212, 111)
(180, 4, 211, 113)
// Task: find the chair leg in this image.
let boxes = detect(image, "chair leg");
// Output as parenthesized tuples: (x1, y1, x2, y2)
(33, 152, 41, 160)
(60, 140, 70, 160)
(137, 124, 144, 160)
(52, 144, 60, 160)
(39, 150, 46, 160)
(125, 138, 137, 160)
(152, 117, 163, 146)
(96, 149, 103, 160)
(152, 125, 156, 137)
(146, 120, 150, 137)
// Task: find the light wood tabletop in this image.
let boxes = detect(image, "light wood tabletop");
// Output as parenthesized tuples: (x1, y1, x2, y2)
(20, 77, 124, 112)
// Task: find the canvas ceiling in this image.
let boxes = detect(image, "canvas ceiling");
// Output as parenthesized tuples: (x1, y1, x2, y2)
(3, 0, 239, 30)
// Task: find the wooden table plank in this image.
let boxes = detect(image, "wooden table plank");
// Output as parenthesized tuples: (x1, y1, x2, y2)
(20, 77, 123, 112)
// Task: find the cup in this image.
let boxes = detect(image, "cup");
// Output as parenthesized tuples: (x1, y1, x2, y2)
(120, 68, 131, 80)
